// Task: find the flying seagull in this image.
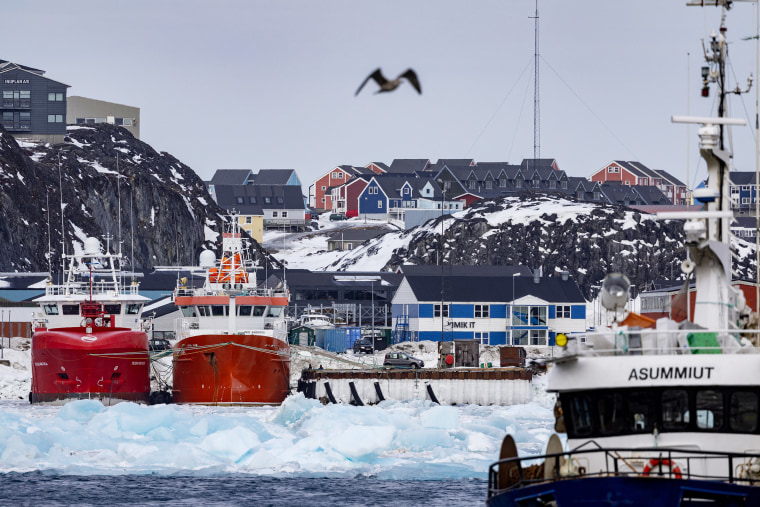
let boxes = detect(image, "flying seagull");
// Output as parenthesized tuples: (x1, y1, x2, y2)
(355, 68, 422, 96)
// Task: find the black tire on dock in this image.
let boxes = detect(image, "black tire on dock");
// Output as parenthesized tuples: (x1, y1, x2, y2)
(349, 381, 364, 406)
(324, 381, 338, 404)
(374, 381, 385, 402)
(426, 383, 440, 405)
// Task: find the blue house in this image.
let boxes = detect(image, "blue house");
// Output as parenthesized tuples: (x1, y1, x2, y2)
(391, 265, 587, 346)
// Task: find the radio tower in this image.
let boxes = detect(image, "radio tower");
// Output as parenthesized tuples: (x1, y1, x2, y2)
(531, 0, 540, 168)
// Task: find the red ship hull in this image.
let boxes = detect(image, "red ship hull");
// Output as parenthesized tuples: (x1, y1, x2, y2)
(172, 334, 290, 405)
(31, 327, 150, 405)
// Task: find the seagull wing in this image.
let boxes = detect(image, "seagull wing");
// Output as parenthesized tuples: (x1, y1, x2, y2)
(401, 69, 422, 94)
(355, 68, 387, 96)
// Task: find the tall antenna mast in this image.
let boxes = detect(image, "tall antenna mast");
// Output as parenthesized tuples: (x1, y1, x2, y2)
(58, 152, 65, 274)
(531, 0, 540, 166)
(117, 152, 122, 256)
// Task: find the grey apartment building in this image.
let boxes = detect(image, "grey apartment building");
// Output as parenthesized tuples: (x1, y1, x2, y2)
(0, 60, 69, 144)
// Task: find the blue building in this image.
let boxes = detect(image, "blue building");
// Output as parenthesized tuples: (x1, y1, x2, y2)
(391, 265, 586, 346)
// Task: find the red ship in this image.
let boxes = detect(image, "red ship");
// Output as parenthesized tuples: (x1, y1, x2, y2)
(31, 238, 151, 405)
(171, 214, 290, 405)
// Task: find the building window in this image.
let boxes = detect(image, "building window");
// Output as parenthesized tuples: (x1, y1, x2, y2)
(3, 90, 30, 108)
(474, 304, 489, 318)
(515, 179, 522, 189)
(47, 114, 63, 123)
(245, 216, 252, 224)
(608, 166, 620, 173)
(321, 198, 325, 203)
(434, 304, 449, 318)
(742, 197, 750, 204)
(236, 196, 244, 204)
(47, 92, 64, 101)
(272, 211, 279, 217)
(475, 332, 489, 345)
(264, 197, 271, 204)
(557, 305, 571, 319)
(468, 180, 476, 189)
(281, 211, 288, 218)
(276, 196, 284, 204)
(377, 201, 382, 209)
(561, 180, 568, 189)
(532, 178, 540, 188)
(332, 172, 338, 178)
(485, 181, 493, 190)
(249, 196, 257, 204)
(337, 172, 343, 179)
(594, 191, 601, 200)
(500, 178, 507, 188)
(347, 243, 353, 250)
(577, 191, 584, 199)
(549, 181, 556, 189)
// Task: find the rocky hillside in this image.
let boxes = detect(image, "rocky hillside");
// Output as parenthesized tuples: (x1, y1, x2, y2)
(324, 193, 758, 299)
(0, 124, 277, 272)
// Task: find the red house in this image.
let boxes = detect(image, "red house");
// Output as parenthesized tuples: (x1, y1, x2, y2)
(590, 161, 688, 205)
(311, 164, 386, 212)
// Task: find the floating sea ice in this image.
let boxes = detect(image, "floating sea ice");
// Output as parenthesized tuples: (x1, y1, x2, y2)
(332, 425, 395, 461)
(201, 426, 261, 462)
(419, 405, 458, 429)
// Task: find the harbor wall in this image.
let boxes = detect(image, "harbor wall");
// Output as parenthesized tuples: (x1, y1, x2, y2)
(298, 368, 532, 406)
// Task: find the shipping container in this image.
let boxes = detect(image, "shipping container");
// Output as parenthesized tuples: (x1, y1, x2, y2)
(323, 328, 348, 353)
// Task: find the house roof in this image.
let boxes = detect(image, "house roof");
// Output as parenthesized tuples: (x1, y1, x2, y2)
(388, 159, 431, 173)
(730, 172, 758, 185)
(214, 184, 305, 214)
(400, 265, 584, 304)
(209, 169, 253, 185)
(0, 61, 70, 87)
(251, 169, 298, 186)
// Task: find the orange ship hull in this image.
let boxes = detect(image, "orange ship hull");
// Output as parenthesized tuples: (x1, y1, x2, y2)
(31, 327, 151, 405)
(172, 334, 290, 405)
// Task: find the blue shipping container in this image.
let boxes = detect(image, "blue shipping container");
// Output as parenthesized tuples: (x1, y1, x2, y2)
(323, 328, 347, 353)
(345, 327, 361, 348)
(314, 328, 327, 349)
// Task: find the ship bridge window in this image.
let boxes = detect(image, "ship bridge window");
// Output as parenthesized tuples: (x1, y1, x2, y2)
(104, 304, 121, 315)
(211, 305, 227, 316)
(730, 392, 758, 432)
(267, 306, 283, 318)
(180, 306, 196, 318)
(662, 390, 689, 430)
(238, 305, 252, 316)
(696, 390, 723, 430)
(567, 394, 593, 437)
(126, 304, 142, 315)
(253, 306, 266, 317)
(597, 392, 626, 435)
(197, 306, 211, 317)
(43, 304, 59, 315)
(629, 391, 655, 433)
(62, 304, 79, 316)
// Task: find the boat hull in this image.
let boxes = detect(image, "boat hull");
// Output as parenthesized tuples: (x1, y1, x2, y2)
(31, 327, 150, 405)
(488, 476, 760, 506)
(172, 334, 290, 405)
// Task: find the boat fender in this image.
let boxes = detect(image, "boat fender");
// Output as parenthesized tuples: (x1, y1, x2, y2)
(642, 458, 682, 479)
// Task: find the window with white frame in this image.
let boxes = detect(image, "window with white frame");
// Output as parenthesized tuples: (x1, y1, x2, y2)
(321, 186, 326, 191)
(475, 304, 489, 318)
(377, 201, 382, 209)
(337, 172, 343, 179)
(332, 172, 338, 178)
(281, 211, 288, 218)
(272, 211, 278, 217)
(557, 305, 571, 318)
(475, 332, 489, 345)
(434, 304, 449, 318)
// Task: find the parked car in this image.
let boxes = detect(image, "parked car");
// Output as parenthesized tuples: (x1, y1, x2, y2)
(383, 351, 424, 369)
(329, 213, 347, 221)
(353, 338, 374, 354)
(149, 338, 171, 351)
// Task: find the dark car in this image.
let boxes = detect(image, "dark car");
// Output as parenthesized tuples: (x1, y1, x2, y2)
(149, 338, 171, 351)
(329, 213, 347, 221)
(353, 338, 374, 354)
(383, 351, 424, 369)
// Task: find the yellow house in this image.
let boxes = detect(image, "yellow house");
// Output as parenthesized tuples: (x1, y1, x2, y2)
(238, 214, 263, 244)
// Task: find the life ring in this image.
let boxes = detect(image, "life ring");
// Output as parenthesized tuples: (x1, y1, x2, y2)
(642, 458, 682, 479)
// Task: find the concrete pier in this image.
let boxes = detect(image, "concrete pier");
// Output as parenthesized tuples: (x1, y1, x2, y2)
(297, 367, 532, 406)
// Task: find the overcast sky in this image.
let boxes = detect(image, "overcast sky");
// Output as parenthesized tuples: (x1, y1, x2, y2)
(5, 1, 760, 189)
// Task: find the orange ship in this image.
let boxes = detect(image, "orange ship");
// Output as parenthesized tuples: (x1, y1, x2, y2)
(171, 214, 290, 405)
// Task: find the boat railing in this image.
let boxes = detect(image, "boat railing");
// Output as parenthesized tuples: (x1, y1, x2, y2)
(565, 327, 760, 357)
(45, 280, 127, 297)
(487, 446, 760, 498)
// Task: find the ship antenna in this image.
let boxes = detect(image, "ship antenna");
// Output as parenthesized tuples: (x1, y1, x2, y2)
(46, 191, 52, 278)
(117, 152, 122, 256)
(58, 152, 66, 281)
